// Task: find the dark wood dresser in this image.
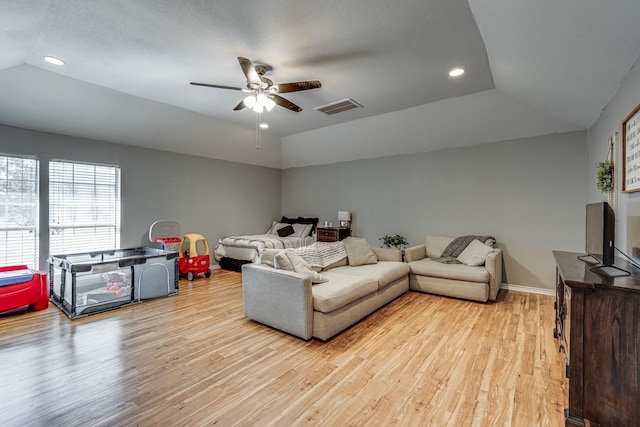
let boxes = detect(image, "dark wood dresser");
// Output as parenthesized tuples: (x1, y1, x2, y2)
(553, 250, 640, 426)
(316, 227, 350, 242)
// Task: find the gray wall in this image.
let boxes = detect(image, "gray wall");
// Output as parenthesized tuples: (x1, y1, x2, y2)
(283, 131, 587, 290)
(0, 125, 282, 270)
(588, 56, 640, 255)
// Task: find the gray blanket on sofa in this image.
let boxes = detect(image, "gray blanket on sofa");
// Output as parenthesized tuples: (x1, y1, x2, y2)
(434, 235, 495, 264)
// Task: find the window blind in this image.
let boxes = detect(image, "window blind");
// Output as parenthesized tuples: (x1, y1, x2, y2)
(0, 155, 39, 269)
(49, 160, 121, 255)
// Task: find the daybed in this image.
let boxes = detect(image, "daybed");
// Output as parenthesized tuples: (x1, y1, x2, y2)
(242, 237, 410, 340)
(404, 235, 502, 302)
(214, 216, 318, 270)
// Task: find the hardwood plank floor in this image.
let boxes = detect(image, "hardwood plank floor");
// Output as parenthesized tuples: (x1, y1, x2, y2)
(0, 269, 567, 426)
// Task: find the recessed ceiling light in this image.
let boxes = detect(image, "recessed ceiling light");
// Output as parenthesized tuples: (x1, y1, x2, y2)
(43, 56, 65, 66)
(259, 123, 269, 129)
(449, 68, 465, 77)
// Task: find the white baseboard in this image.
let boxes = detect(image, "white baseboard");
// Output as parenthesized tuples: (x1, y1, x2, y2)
(500, 283, 555, 296)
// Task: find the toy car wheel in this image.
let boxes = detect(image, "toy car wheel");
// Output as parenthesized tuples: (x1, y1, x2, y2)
(187, 271, 195, 281)
(205, 269, 211, 278)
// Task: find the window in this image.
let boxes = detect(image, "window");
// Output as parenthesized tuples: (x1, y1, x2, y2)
(0, 155, 39, 269)
(49, 160, 121, 255)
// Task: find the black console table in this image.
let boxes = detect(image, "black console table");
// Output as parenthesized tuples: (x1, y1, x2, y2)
(553, 251, 640, 426)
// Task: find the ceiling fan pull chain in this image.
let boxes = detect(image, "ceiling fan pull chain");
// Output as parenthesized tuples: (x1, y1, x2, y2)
(255, 112, 262, 150)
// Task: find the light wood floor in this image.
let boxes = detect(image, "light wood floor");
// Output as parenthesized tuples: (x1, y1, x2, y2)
(0, 269, 567, 426)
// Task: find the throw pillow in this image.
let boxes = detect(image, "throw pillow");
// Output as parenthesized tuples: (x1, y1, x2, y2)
(285, 249, 328, 284)
(274, 250, 294, 271)
(457, 239, 494, 266)
(260, 248, 281, 267)
(344, 237, 378, 266)
(277, 225, 295, 237)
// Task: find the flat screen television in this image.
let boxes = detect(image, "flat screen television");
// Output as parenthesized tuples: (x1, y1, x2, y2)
(585, 201, 615, 266)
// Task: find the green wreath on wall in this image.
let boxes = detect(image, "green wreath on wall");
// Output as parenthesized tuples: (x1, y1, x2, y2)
(596, 159, 613, 193)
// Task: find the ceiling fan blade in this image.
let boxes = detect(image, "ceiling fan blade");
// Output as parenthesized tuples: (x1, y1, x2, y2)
(272, 95, 302, 112)
(237, 57, 262, 86)
(275, 81, 322, 93)
(233, 100, 246, 111)
(190, 82, 243, 91)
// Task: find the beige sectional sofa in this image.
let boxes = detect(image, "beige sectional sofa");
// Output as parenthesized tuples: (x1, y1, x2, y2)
(405, 235, 502, 302)
(242, 238, 410, 340)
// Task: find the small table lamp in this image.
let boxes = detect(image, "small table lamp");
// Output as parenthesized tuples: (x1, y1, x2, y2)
(338, 211, 351, 228)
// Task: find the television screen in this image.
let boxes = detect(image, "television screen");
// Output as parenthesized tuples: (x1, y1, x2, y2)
(585, 202, 615, 266)
(626, 197, 640, 266)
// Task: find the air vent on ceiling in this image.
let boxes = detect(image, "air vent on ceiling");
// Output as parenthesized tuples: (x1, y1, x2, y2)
(314, 98, 363, 115)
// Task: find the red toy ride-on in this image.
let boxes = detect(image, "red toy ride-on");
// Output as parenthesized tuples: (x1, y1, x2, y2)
(178, 233, 211, 281)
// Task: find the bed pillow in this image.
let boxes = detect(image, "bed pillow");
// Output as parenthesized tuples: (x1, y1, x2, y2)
(281, 216, 319, 236)
(268, 222, 290, 235)
(297, 217, 319, 235)
(277, 225, 295, 237)
(291, 223, 313, 238)
(457, 239, 494, 266)
(344, 237, 378, 266)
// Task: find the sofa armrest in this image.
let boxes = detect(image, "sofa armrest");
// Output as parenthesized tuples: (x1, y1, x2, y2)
(242, 264, 314, 340)
(404, 245, 426, 262)
(373, 247, 402, 262)
(486, 248, 503, 301)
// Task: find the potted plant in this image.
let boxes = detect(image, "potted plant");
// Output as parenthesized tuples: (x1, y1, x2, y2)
(596, 159, 614, 193)
(380, 234, 409, 250)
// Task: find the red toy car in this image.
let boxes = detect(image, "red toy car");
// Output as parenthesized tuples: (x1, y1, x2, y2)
(177, 233, 212, 281)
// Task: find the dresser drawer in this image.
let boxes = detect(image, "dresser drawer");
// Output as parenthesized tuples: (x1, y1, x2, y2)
(316, 227, 350, 242)
(318, 229, 338, 241)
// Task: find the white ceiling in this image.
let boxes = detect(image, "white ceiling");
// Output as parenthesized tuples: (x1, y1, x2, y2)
(1, 0, 639, 168)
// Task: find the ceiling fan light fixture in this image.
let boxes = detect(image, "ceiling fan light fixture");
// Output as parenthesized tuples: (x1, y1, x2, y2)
(43, 55, 65, 66)
(260, 94, 276, 112)
(244, 94, 257, 108)
(449, 67, 465, 77)
(245, 93, 275, 112)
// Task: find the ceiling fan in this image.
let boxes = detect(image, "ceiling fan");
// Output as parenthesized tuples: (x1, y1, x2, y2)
(190, 57, 321, 113)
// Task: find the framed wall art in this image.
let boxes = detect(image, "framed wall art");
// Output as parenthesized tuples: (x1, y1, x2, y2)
(623, 103, 640, 192)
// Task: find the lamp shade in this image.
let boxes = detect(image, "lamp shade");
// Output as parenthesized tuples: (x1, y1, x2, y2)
(338, 211, 351, 221)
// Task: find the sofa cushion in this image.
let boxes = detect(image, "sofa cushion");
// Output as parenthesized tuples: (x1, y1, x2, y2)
(408, 258, 489, 283)
(457, 239, 494, 266)
(311, 271, 378, 313)
(330, 261, 410, 290)
(344, 237, 378, 266)
(425, 235, 453, 258)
